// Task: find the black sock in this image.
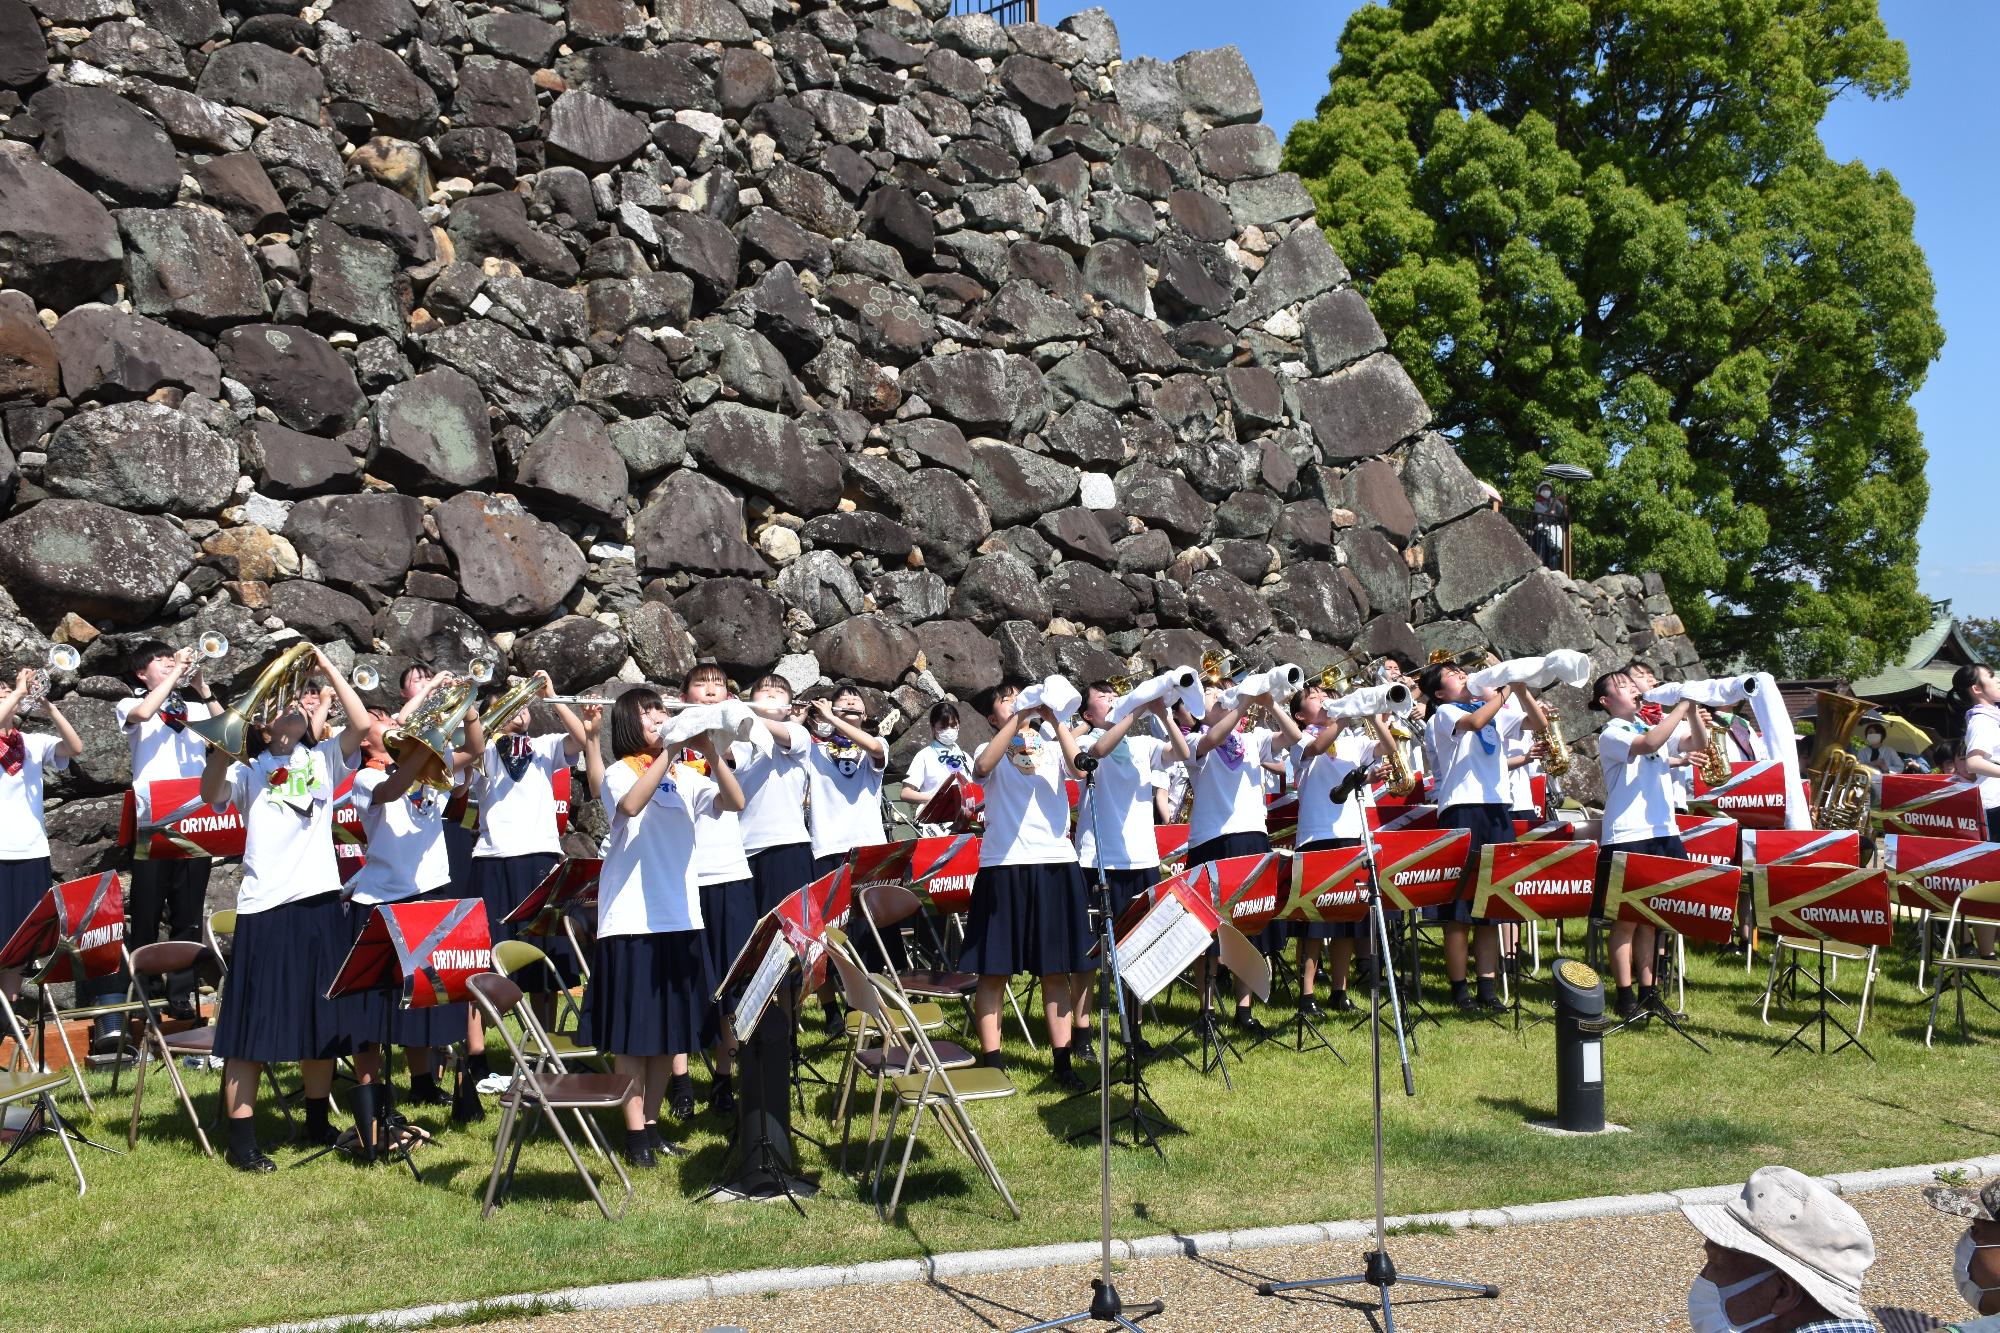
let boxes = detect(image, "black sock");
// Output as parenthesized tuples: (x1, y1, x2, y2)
(625, 1126, 649, 1156)
(1330, 988, 1348, 1008)
(410, 1074, 438, 1095)
(978, 1049, 1005, 1071)
(304, 1095, 331, 1136)
(466, 1051, 490, 1080)
(645, 1122, 662, 1150)
(1051, 1045, 1072, 1077)
(227, 1116, 258, 1159)
(1450, 979, 1471, 1002)
(1475, 976, 1497, 1002)
(1617, 984, 1636, 1008)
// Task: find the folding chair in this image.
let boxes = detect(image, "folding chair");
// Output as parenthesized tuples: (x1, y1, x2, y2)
(1926, 884, 2000, 1047)
(825, 936, 974, 1175)
(0, 1065, 87, 1195)
(490, 939, 601, 1069)
(466, 973, 636, 1221)
(1760, 934, 1879, 1033)
(124, 941, 223, 1155)
(858, 884, 983, 1023)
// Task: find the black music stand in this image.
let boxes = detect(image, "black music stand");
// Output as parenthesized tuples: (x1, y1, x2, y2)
(1257, 814, 1499, 1325)
(702, 915, 816, 1214)
(1769, 936, 1873, 1061)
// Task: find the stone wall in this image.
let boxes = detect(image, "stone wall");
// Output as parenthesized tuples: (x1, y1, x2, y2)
(0, 0, 1701, 876)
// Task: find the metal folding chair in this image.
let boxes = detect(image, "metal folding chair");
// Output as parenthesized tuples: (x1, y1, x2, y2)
(1760, 934, 1879, 1032)
(490, 939, 601, 1069)
(467, 973, 636, 1220)
(825, 935, 974, 1176)
(865, 969, 1020, 1223)
(0, 1064, 87, 1195)
(1926, 884, 2000, 1047)
(124, 941, 223, 1155)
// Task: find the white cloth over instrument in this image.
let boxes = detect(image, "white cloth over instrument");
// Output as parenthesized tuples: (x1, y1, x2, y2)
(1467, 649, 1592, 693)
(1110, 667, 1205, 725)
(656, 700, 773, 756)
(1016, 674, 1081, 722)
(1322, 682, 1415, 720)
(1223, 663, 1305, 709)
(1645, 672, 1807, 829)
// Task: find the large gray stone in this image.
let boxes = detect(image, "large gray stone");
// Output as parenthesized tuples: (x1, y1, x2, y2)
(266, 578, 373, 647)
(915, 618, 1002, 696)
(511, 614, 626, 690)
(423, 320, 572, 431)
(1473, 568, 1596, 661)
(1295, 352, 1431, 460)
(675, 577, 784, 678)
(115, 206, 267, 329)
(1340, 526, 1410, 624)
(1301, 287, 1385, 374)
(624, 600, 697, 683)
(0, 498, 195, 622)
(1399, 432, 1491, 529)
(1262, 561, 1365, 645)
(196, 42, 323, 122)
(373, 596, 496, 668)
(283, 492, 425, 592)
(515, 407, 626, 523)
(811, 615, 918, 687)
(1174, 45, 1261, 125)
(952, 550, 1050, 631)
(969, 441, 1078, 528)
(323, 40, 439, 137)
(1229, 223, 1347, 330)
(776, 548, 863, 629)
(1186, 567, 1272, 648)
(547, 90, 650, 172)
(372, 367, 497, 493)
(1043, 562, 1140, 629)
(1429, 509, 1540, 616)
(1342, 458, 1418, 544)
(51, 306, 221, 401)
(433, 491, 586, 625)
(903, 349, 1048, 438)
(1114, 463, 1210, 543)
(685, 402, 842, 514)
(43, 401, 236, 515)
(31, 85, 180, 204)
(216, 324, 365, 433)
(894, 468, 989, 579)
(251, 421, 360, 499)
(634, 470, 769, 577)
(0, 150, 124, 310)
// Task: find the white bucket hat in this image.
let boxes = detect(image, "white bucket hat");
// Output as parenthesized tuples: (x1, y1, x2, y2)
(1682, 1166, 1874, 1321)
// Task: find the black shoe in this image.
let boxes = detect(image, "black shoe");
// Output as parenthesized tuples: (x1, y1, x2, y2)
(299, 1120, 342, 1149)
(226, 1146, 276, 1173)
(1454, 993, 1479, 1013)
(1297, 996, 1324, 1018)
(1128, 1035, 1156, 1058)
(668, 1077, 695, 1121)
(1232, 1010, 1269, 1037)
(645, 1124, 689, 1159)
(405, 1079, 451, 1108)
(1327, 991, 1356, 1013)
(1614, 990, 1640, 1020)
(1074, 1033, 1095, 1063)
(622, 1142, 659, 1170)
(710, 1081, 736, 1117)
(451, 1070, 486, 1124)
(1051, 1066, 1089, 1092)
(1477, 992, 1506, 1013)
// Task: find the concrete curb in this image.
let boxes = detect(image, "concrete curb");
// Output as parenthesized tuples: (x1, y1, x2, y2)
(249, 1154, 2000, 1332)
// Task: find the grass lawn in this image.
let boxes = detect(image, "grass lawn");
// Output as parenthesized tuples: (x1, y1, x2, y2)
(4, 930, 1995, 1333)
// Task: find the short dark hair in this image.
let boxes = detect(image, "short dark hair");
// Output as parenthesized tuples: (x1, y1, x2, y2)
(400, 663, 430, 691)
(610, 687, 662, 760)
(683, 662, 729, 693)
(1415, 663, 1451, 702)
(829, 682, 866, 712)
(927, 700, 960, 731)
(1589, 670, 1631, 713)
(127, 638, 173, 680)
(1386, 652, 1418, 673)
(974, 680, 1024, 720)
(748, 674, 792, 701)
(1623, 659, 1657, 677)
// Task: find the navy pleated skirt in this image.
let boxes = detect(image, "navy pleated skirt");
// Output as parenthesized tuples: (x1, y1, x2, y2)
(590, 930, 710, 1058)
(443, 818, 475, 892)
(1296, 837, 1364, 940)
(343, 891, 474, 1050)
(1188, 831, 1283, 955)
(817, 849, 910, 974)
(470, 852, 574, 988)
(1430, 802, 1512, 925)
(1083, 866, 1156, 926)
(960, 862, 1094, 978)
(0, 856, 49, 951)
(699, 877, 758, 1046)
(750, 841, 815, 916)
(214, 892, 357, 1064)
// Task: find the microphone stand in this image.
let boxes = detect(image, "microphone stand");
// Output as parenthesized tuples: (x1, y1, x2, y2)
(1013, 753, 1165, 1331)
(1257, 805, 1499, 1326)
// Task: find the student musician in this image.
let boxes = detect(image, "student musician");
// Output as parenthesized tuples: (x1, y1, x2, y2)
(402, 665, 479, 898)
(899, 701, 973, 834)
(965, 680, 1093, 1088)
(1186, 676, 1302, 1034)
(1290, 682, 1395, 1015)
(728, 675, 815, 1035)
(1702, 701, 1769, 764)
(1070, 682, 1191, 1058)
(344, 695, 478, 1144)
(1415, 659, 1547, 1013)
(597, 688, 744, 1168)
(0, 667, 82, 1004)
(118, 641, 220, 1023)
(462, 671, 587, 1110)
(1624, 660, 1693, 809)
(1590, 669, 1707, 1019)
(805, 685, 893, 981)
(197, 648, 372, 1172)
(1951, 663, 2000, 960)
(676, 663, 755, 1119)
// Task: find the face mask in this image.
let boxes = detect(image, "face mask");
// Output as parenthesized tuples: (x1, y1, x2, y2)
(934, 728, 958, 748)
(813, 721, 834, 739)
(1956, 1229, 2000, 1312)
(1687, 1270, 1776, 1333)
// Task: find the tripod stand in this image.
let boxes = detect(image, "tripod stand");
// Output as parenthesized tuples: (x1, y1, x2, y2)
(1768, 937, 1873, 1060)
(1013, 755, 1165, 1331)
(1257, 820, 1499, 1326)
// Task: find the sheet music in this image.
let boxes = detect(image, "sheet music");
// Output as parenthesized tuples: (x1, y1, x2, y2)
(1116, 896, 1213, 1003)
(728, 932, 794, 1042)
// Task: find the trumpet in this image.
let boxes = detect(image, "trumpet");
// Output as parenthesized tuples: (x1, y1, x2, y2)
(171, 631, 229, 686)
(468, 658, 496, 685)
(16, 644, 80, 715)
(351, 664, 381, 692)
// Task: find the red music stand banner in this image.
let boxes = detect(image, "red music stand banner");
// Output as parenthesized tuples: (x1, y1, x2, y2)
(1872, 773, 1985, 841)
(1365, 799, 1439, 833)
(1691, 760, 1792, 829)
(1281, 846, 1372, 924)
(503, 857, 602, 935)
(1881, 835, 2000, 919)
(1675, 814, 1742, 867)
(1741, 828, 1860, 869)
(123, 773, 371, 871)
(330, 898, 493, 1009)
(0, 872, 125, 981)
(1180, 852, 1283, 935)
(1369, 828, 1471, 912)
(1601, 852, 1742, 945)
(1754, 864, 1893, 947)
(906, 833, 979, 916)
(1265, 793, 1299, 851)
(1114, 869, 1225, 1003)
(916, 771, 984, 830)
(1513, 817, 1583, 842)
(1471, 841, 1600, 923)
(1154, 822, 1190, 875)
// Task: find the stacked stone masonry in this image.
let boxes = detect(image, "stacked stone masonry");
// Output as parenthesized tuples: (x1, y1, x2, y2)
(0, 0, 1703, 881)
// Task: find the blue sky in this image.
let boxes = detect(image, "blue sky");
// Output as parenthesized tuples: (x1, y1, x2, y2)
(1042, 0, 1995, 624)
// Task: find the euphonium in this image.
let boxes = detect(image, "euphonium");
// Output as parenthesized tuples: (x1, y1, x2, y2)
(1540, 705, 1574, 778)
(1803, 690, 1873, 830)
(186, 641, 317, 759)
(387, 676, 479, 791)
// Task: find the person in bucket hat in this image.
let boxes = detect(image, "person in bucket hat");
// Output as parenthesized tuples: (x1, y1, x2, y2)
(1681, 1165, 1877, 1331)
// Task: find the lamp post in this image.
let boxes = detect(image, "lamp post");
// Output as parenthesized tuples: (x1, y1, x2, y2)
(1541, 463, 1593, 579)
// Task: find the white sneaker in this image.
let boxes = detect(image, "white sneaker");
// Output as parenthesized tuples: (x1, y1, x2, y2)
(475, 1073, 511, 1095)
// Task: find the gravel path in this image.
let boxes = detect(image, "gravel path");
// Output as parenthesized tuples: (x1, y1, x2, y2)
(479, 1182, 1968, 1333)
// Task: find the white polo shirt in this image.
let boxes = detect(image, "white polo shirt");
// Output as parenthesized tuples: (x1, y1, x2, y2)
(1427, 703, 1523, 809)
(1596, 716, 1679, 845)
(903, 741, 972, 797)
(806, 738, 885, 861)
(1075, 730, 1169, 871)
(0, 731, 69, 859)
(731, 723, 811, 853)
(597, 756, 715, 936)
(117, 695, 211, 788)
(674, 753, 750, 886)
(1294, 727, 1377, 844)
(345, 765, 453, 904)
(1187, 726, 1276, 848)
(973, 729, 1076, 867)
(472, 731, 573, 859)
(219, 735, 359, 914)
(1966, 706, 2000, 810)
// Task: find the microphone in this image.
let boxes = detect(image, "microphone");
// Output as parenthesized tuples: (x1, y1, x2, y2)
(1330, 768, 1368, 803)
(1074, 754, 1100, 773)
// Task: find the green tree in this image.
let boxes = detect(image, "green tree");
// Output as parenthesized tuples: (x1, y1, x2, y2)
(1960, 618, 2000, 667)
(1284, 0, 1943, 675)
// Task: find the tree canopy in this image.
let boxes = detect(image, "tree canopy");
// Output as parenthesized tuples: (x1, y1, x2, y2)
(1284, 0, 1943, 675)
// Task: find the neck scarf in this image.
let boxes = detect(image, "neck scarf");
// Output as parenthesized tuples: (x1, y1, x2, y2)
(1445, 702, 1499, 755)
(160, 691, 188, 732)
(0, 730, 23, 777)
(499, 734, 533, 782)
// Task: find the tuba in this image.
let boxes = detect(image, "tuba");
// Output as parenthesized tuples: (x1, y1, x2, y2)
(186, 641, 317, 759)
(1804, 691, 1873, 830)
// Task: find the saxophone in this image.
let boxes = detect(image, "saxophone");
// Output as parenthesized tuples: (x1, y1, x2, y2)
(1698, 724, 1731, 786)
(1540, 706, 1574, 777)
(1381, 726, 1419, 797)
